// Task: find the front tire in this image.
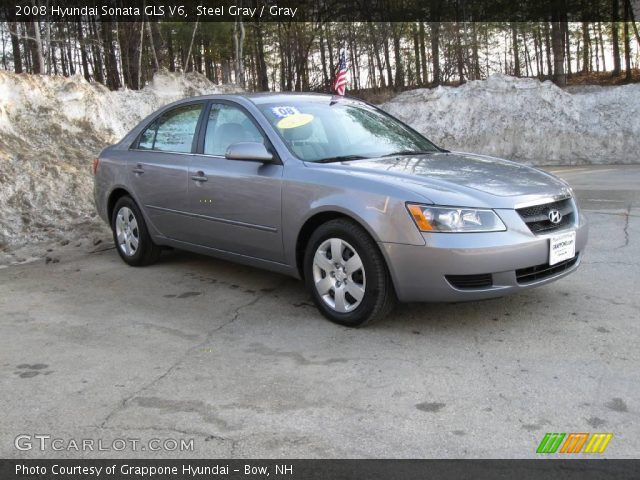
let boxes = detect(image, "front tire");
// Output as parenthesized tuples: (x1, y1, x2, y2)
(304, 219, 396, 327)
(111, 196, 161, 266)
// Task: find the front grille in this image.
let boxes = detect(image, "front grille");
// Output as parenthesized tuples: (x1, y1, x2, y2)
(517, 198, 575, 234)
(446, 273, 493, 290)
(516, 253, 579, 284)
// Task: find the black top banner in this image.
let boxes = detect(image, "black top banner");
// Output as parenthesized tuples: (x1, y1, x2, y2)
(1, 459, 640, 480)
(1, 0, 636, 22)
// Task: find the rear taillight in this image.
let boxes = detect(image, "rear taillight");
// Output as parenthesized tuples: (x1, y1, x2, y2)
(92, 158, 99, 175)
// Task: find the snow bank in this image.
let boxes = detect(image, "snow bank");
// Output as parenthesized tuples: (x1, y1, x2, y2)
(1, 71, 638, 258)
(0, 70, 239, 253)
(381, 74, 640, 165)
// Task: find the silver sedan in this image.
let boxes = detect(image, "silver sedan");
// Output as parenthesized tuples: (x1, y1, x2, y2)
(94, 93, 587, 326)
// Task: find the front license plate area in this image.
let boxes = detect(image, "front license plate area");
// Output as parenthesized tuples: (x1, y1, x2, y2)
(549, 231, 576, 266)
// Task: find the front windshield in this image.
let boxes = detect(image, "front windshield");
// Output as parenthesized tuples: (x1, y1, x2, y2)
(257, 99, 440, 162)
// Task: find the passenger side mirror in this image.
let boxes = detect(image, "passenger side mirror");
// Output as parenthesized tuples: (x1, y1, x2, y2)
(225, 142, 274, 163)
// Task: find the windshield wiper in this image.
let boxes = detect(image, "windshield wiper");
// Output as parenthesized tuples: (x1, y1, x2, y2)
(381, 150, 434, 157)
(314, 155, 370, 164)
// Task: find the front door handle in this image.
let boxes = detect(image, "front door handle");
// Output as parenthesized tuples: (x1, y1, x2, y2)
(191, 171, 208, 182)
(132, 164, 144, 175)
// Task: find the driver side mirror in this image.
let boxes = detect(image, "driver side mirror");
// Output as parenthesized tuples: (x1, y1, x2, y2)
(225, 142, 275, 163)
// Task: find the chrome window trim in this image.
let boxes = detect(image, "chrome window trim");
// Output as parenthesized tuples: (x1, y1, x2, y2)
(128, 149, 195, 156)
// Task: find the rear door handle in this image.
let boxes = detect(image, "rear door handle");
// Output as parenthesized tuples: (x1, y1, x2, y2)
(132, 164, 144, 175)
(191, 171, 208, 182)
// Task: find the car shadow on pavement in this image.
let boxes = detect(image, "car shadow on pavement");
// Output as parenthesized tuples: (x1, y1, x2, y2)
(147, 248, 571, 335)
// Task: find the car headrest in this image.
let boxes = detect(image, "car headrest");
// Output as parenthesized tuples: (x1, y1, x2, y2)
(214, 122, 250, 145)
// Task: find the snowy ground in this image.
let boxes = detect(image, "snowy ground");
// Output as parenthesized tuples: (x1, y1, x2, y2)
(0, 71, 239, 263)
(382, 74, 640, 165)
(1, 72, 638, 262)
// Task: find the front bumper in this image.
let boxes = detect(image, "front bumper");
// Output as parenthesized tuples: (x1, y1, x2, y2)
(380, 209, 588, 302)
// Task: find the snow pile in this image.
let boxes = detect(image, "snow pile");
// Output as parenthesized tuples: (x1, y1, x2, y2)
(0, 70, 239, 253)
(1, 71, 638, 258)
(382, 74, 640, 165)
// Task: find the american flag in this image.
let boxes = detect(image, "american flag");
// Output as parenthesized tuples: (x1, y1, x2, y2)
(332, 49, 348, 96)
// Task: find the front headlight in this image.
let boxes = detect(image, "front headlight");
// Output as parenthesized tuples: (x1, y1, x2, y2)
(406, 203, 507, 233)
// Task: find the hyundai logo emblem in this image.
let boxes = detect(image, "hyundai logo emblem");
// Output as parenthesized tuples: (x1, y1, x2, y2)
(548, 209, 563, 224)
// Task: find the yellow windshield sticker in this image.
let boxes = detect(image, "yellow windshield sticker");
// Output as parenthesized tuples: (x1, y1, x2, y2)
(277, 113, 314, 129)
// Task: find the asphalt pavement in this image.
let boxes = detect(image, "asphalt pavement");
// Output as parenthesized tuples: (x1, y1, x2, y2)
(0, 165, 638, 458)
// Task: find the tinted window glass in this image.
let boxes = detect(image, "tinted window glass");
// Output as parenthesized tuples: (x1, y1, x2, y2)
(138, 125, 156, 150)
(257, 100, 438, 162)
(204, 104, 265, 156)
(138, 103, 203, 153)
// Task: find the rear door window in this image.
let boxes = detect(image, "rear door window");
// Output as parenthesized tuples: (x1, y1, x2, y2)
(137, 103, 203, 153)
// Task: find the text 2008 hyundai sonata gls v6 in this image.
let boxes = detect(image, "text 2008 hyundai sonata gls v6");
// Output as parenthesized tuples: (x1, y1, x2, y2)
(94, 93, 587, 327)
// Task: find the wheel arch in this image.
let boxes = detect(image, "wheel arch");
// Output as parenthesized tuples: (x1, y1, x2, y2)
(294, 209, 385, 279)
(107, 187, 134, 222)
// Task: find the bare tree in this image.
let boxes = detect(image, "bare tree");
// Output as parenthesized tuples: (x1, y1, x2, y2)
(623, 0, 632, 80)
(597, 22, 607, 71)
(184, 19, 199, 75)
(628, 0, 640, 45)
(233, 18, 245, 87)
(551, 20, 566, 85)
(511, 23, 520, 76)
(137, 19, 144, 88)
(145, 19, 160, 72)
(9, 22, 23, 73)
(32, 20, 45, 74)
(255, 21, 269, 90)
(612, 0, 622, 75)
(431, 21, 440, 85)
(581, 21, 591, 73)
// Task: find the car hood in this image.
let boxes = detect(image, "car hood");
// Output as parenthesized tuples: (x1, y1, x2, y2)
(308, 152, 572, 208)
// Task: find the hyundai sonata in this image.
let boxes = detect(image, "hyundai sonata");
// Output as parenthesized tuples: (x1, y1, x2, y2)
(93, 93, 587, 326)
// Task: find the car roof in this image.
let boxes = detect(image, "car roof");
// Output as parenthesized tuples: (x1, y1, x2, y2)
(181, 92, 363, 106)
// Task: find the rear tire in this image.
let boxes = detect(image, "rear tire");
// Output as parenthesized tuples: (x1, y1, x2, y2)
(304, 218, 396, 327)
(111, 196, 161, 266)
